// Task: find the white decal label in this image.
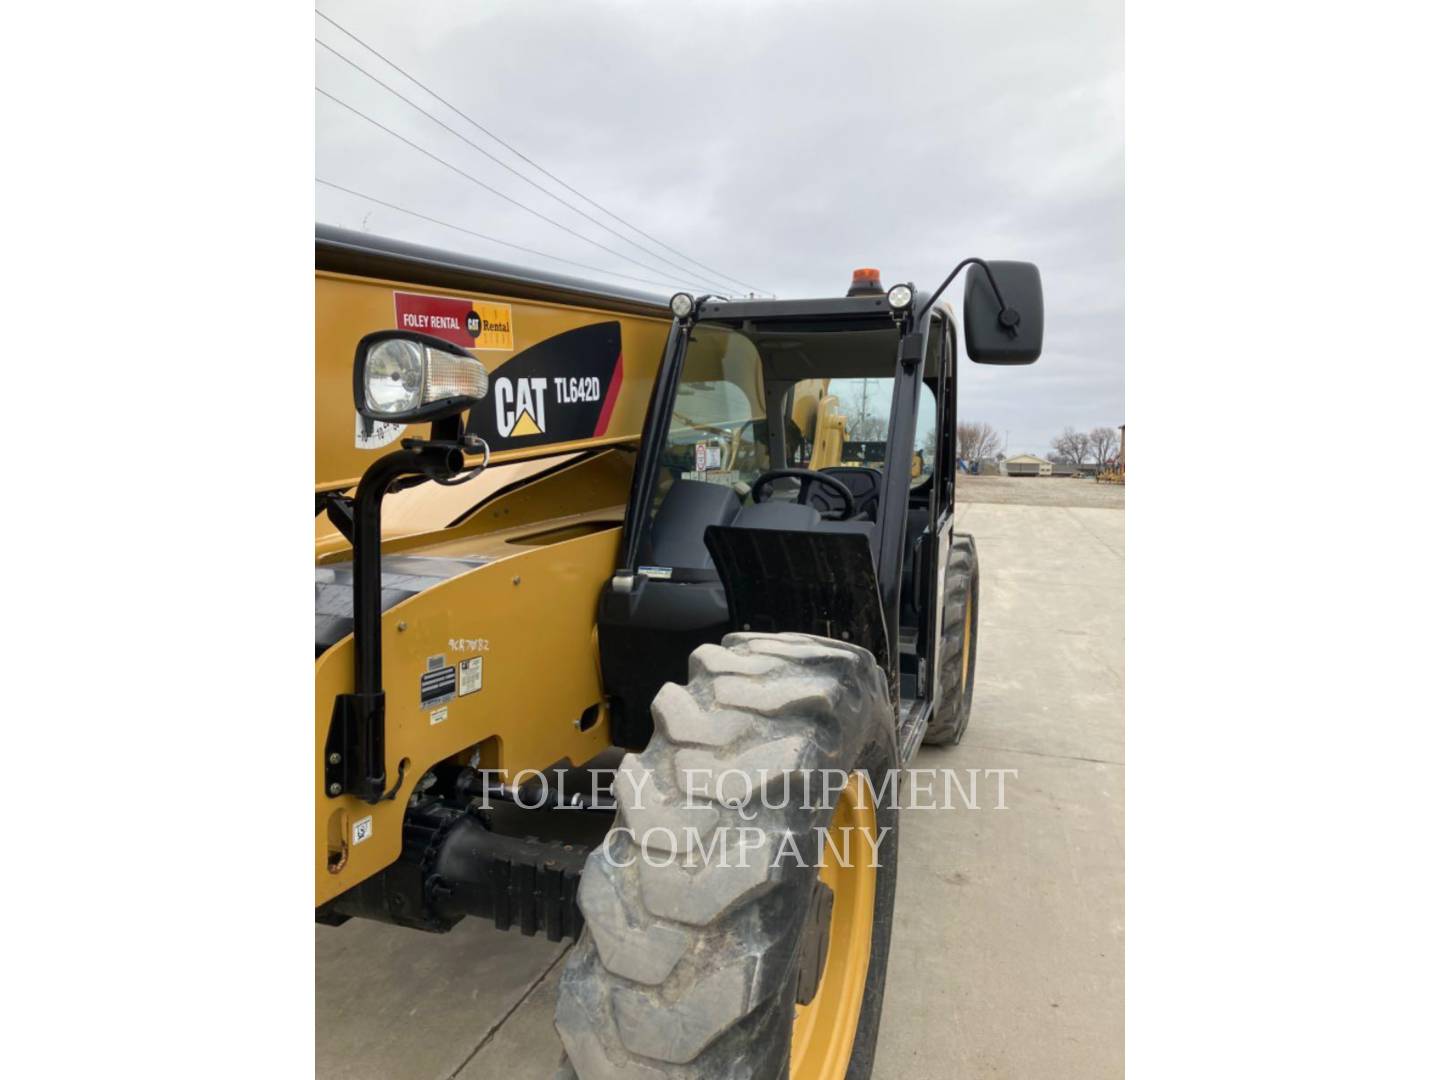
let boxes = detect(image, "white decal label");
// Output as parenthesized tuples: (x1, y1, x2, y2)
(683, 469, 739, 488)
(430, 705, 449, 726)
(355, 412, 404, 450)
(638, 566, 673, 580)
(460, 657, 483, 696)
(694, 443, 723, 471)
(352, 816, 373, 845)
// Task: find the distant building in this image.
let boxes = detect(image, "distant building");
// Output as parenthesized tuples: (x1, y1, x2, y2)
(1050, 462, 1078, 477)
(1004, 454, 1053, 477)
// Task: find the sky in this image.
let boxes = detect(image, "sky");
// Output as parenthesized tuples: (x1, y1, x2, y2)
(315, 0, 1123, 458)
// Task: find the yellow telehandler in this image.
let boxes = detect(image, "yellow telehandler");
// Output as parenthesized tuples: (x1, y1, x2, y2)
(315, 227, 1043, 1078)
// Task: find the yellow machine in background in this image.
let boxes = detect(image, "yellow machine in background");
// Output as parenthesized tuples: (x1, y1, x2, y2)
(1098, 423, 1126, 484)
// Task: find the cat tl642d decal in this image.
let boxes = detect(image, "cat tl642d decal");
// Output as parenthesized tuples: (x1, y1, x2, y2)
(468, 321, 625, 448)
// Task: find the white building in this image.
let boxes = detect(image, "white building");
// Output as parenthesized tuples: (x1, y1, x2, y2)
(1003, 454, 1053, 477)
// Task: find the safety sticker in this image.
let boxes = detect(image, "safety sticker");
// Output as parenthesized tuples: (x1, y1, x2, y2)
(694, 443, 724, 471)
(683, 469, 739, 488)
(355, 412, 405, 450)
(352, 815, 373, 845)
(420, 665, 457, 708)
(460, 656, 483, 696)
(394, 291, 513, 352)
(429, 705, 449, 726)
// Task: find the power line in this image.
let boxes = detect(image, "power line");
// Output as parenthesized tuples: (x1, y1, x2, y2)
(316, 178, 691, 293)
(316, 87, 718, 293)
(314, 7, 770, 297)
(316, 38, 740, 296)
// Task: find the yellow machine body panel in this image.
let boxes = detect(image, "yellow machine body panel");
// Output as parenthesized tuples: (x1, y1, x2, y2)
(315, 449, 630, 904)
(316, 270, 670, 492)
(314, 524, 618, 904)
(314, 225, 672, 906)
(315, 451, 632, 904)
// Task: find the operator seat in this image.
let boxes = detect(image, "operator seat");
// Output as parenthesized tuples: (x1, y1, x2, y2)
(818, 466, 883, 521)
(642, 479, 741, 577)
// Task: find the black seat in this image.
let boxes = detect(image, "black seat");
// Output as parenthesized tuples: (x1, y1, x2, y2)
(819, 466, 882, 520)
(645, 479, 742, 574)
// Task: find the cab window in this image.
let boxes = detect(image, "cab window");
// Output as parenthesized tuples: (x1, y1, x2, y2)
(650, 325, 770, 515)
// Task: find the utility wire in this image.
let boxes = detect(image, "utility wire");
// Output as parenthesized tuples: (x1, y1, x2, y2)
(315, 8, 770, 297)
(317, 37, 737, 296)
(317, 178, 690, 293)
(316, 87, 718, 293)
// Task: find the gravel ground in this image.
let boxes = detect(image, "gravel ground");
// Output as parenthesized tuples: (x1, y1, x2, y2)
(956, 475, 1125, 508)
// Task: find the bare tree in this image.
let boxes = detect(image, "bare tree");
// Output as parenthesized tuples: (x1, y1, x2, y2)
(1089, 426, 1119, 465)
(1050, 426, 1091, 467)
(833, 379, 888, 442)
(956, 420, 1002, 464)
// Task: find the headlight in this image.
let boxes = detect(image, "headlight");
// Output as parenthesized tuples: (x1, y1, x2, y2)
(363, 338, 425, 415)
(670, 292, 695, 319)
(887, 283, 914, 310)
(354, 331, 489, 424)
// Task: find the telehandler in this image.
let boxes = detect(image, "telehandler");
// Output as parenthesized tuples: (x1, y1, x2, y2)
(315, 226, 1043, 1079)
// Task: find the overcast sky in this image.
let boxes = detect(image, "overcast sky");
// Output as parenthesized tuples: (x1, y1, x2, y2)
(315, 0, 1122, 457)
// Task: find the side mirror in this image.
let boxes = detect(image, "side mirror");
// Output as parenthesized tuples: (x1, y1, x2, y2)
(353, 330, 489, 424)
(963, 260, 1043, 365)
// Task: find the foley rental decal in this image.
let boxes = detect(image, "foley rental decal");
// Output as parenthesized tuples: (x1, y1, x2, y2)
(394, 290, 514, 351)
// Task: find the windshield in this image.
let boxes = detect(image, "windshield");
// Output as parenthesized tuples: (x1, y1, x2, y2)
(648, 318, 934, 511)
(639, 318, 948, 572)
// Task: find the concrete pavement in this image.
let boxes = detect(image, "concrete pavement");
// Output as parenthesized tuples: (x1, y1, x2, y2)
(872, 500, 1123, 1079)
(316, 496, 1124, 1079)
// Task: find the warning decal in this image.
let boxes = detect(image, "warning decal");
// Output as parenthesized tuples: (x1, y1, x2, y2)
(459, 656, 483, 696)
(465, 321, 624, 451)
(355, 411, 405, 450)
(420, 666, 457, 708)
(394, 291, 514, 352)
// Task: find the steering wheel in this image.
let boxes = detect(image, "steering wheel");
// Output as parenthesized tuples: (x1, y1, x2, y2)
(750, 468, 857, 520)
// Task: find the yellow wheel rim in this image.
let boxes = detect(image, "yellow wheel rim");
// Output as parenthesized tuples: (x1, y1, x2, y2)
(790, 772, 877, 1080)
(960, 581, 974, 697)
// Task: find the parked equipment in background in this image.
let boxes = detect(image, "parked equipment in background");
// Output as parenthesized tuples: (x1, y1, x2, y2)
(1098, 423, 1126, 484)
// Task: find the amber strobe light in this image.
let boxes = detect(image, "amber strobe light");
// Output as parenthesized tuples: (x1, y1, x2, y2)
(847, 267, 883, 296)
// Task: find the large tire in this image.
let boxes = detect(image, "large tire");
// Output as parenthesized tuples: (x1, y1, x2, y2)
(555, 632, 899, 1079)
(922, 533, 979, 746)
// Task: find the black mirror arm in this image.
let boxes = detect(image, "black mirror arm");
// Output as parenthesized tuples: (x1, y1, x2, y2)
(324, 436, 475, 805)
(918, 257, 1021, 337)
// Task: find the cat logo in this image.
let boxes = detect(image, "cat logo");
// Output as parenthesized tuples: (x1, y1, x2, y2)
(493, 376, 548, 438)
